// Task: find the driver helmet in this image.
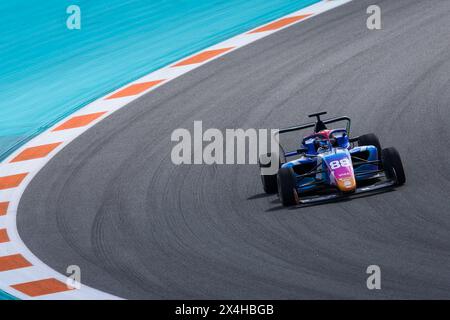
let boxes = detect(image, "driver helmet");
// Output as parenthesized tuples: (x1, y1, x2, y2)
(314, 138, 330, 152)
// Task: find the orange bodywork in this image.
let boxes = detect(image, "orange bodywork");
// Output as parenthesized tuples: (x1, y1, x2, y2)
(335, 176, 357, 192)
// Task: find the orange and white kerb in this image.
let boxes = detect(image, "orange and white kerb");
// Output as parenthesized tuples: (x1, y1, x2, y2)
(0, 0, 353, 299)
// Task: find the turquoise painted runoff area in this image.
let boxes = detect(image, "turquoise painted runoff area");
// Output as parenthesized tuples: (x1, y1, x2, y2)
(0, 0, 321, 302)
(0, 290, 18, 300)
(0, 0, 320, 160)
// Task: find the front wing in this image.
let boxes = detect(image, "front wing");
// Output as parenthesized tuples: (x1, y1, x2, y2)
(297, 175, 396, 205)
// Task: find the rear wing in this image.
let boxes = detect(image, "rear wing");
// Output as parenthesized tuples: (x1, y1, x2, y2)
(275, 116, 352, 159)
(278, 116, 351, 135)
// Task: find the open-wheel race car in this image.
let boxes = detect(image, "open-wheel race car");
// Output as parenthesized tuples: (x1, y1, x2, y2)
(258, 112, 406, 207)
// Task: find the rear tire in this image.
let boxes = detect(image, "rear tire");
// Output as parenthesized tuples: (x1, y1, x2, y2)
(277, 167, 299, 207)
(358, 133, 382, 160)
(382, 147, 406, 185)
(258, 153, 281, 194)
(261, 175, 277, 194)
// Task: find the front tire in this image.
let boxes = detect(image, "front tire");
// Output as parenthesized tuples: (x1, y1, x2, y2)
(277, 167, 299, 207)
(382, 147, 406, 185)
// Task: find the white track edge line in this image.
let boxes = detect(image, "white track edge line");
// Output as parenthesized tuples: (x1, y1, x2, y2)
(0, 0, 352, 299)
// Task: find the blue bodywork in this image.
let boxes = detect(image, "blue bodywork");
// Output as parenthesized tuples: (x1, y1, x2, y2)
(281, 128, 379, 193)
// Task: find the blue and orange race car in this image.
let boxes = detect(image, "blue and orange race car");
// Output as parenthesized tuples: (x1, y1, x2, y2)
(259, 112, 406, 206)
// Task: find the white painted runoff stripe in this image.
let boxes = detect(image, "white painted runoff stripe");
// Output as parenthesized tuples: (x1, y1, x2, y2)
(0, 0, 352, 299)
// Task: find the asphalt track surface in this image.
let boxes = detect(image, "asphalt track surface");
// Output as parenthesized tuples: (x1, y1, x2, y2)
(18, 0, 450, 299)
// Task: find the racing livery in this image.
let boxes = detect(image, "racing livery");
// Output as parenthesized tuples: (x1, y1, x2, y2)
(259, 112, 406, 206)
